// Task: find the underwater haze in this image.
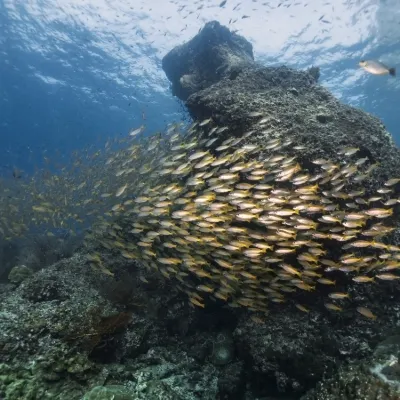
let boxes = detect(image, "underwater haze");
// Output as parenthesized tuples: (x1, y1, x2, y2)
(1, 0, 399, 175)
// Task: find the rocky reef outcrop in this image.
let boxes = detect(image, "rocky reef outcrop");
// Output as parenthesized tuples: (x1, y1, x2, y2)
(162, 21, 255, 101)
(162, 20, 400, 399)
(163, 21, 400, 195)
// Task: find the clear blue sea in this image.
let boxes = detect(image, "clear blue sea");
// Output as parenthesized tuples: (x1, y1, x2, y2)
(1, 0, 399, 176)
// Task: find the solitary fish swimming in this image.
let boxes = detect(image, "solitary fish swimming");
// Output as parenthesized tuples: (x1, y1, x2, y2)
(359, 60, 396, 76)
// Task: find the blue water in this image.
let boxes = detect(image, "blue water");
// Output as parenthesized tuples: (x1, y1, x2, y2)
(1, 0, 399, 176)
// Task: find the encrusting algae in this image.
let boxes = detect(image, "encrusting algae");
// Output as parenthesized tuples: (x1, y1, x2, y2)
(1, 116, 400, 320)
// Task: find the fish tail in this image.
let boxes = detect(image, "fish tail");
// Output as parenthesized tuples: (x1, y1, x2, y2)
(389, 67, 396, 77)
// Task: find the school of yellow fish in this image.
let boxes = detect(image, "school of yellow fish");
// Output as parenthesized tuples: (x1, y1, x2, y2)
(2, 116, 400, 321)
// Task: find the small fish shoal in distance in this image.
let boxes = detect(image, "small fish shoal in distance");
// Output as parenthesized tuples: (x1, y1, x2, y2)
(2, 117, 400, 321)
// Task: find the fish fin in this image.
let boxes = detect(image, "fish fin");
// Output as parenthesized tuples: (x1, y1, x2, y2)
(389, 67, 396, 77)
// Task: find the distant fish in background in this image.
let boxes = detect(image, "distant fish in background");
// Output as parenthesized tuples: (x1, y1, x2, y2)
(129, 125, 145, 137)
(359, 60, 396, 76)
(12, 167, 22, 179)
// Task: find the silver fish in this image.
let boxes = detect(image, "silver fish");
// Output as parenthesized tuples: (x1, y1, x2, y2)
(359, 60, 396, 76)
(129, 125, 145, 137)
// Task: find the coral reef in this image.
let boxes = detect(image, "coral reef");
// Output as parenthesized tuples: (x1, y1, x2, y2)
(7, 264, 33, 284)
(301, 342, 400, 400)
(1, 20, 400, 400)
(82, 385, 135, 400)
(0, 254, 222, 399)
